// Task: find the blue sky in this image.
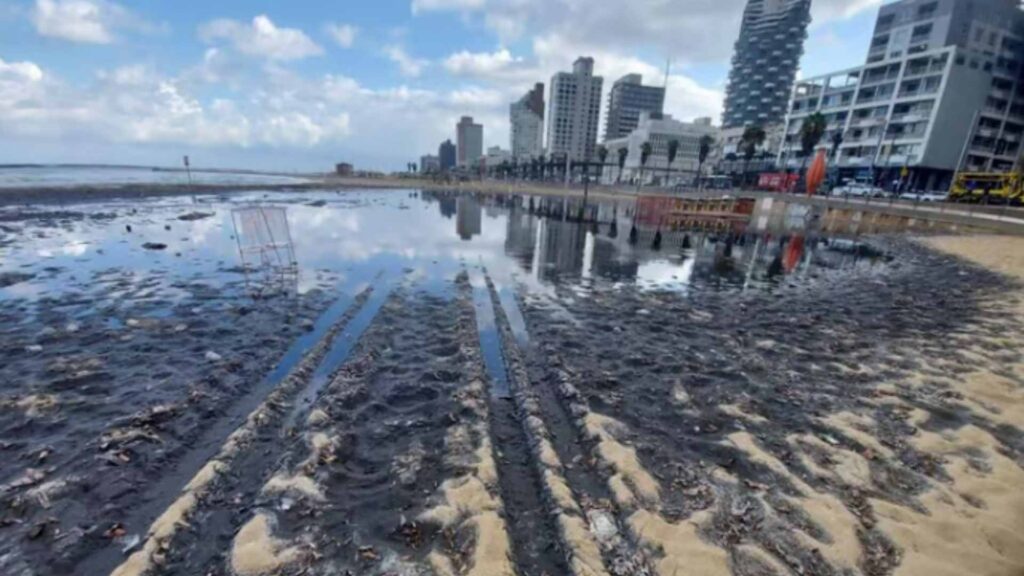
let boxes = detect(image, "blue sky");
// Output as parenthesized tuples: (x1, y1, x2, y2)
(0, 0, 886, 172)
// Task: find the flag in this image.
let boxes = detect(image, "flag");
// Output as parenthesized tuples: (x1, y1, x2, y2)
(805, 150, 827, 196)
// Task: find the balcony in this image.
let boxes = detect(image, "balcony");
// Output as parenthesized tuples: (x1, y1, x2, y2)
(891, 113, 927, 123)
(897, 88, 938, 99)
(851, 116, 886, 127)
(977, 127, 999, 138)
(883, 154, 913, 166)
(860, 74, 899, 87)
(903, 65, 945, 78)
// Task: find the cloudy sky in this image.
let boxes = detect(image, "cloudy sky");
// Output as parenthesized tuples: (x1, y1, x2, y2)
(0, 0, 886, 172)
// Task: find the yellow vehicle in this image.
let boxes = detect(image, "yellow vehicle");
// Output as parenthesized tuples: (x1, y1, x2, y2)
(949, 172, 1023, 204)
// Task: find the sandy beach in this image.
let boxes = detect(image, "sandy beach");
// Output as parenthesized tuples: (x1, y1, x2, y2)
(1, 189, 1022, 576)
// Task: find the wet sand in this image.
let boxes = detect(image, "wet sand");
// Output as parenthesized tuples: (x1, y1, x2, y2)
(514, 235, 1024, 576)
(3, 190, 1024, 576)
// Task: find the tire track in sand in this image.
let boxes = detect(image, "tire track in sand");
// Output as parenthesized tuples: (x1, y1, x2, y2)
(99, 284, 380, 576)
(484, 272, 655, 576)
(468, 267, 571, 575)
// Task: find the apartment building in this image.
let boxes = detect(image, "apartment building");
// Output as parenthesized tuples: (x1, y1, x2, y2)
(780, 0, 1024, 192)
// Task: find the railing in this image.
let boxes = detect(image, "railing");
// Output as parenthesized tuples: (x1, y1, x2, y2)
(903, 65, 945, 78)
(851, 116, 886, 127)
(897, 87, 938, 99)
(890, 113, 927, 123)
(860, 75, 898, 87)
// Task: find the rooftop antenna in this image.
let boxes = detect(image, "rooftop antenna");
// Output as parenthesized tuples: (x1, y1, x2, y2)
(663, 58, 671, 89)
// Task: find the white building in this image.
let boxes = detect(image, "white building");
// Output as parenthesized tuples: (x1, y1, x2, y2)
(456, 116, 483, 167)
(419, 154, 440, 174)
(483, 146, 513, 167)
(547, 57, 604, 162)
(779, 0, 1024, 192)
(511, 83, 545, 160)
(716, 123, 785, 175)
(602, 112, 720, 186)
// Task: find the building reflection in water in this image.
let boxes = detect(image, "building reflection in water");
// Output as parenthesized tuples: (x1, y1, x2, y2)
(422, 191, 889, 291)
(456, 196, 482, 241)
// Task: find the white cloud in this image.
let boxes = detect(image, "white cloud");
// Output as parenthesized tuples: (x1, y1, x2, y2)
(0, 57, 44, 82)
(324, 22, 357, 48)
(200, 15, 323, 61)
(411, 0, 485, 15)
(449, 86, 505, 108)
(31, 0, 160, 44)
(385, 45, 428, 77)
(413, 0, 884, 64)
(443, 48, 521, 76)
(0, 60, 351, 149)
(812, 0, 884, 25)
(0, 57, 45, 107)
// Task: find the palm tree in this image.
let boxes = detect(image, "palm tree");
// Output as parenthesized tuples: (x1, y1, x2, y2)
(596, 145, 608, 184)
(697, 135, 715, 191)
(666, 139, 680, 187)
(740, 125, 766, 187)
(616, 147, 628, 184)
(799, 112, 827, 187)
(639, 142, 653, 188)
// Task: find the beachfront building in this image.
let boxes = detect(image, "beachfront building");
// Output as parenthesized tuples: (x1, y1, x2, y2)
(604, 74, 666, 141)
(420, 154, 440, 174)
(511, 83, 545, 160)
(438, 139, 456, 172)
(779, 0, 1024, 192)
(601, 113, 720, 186)
(482, 147, 514, 175)
(716, 123, 785, 177)
(456, 116, 483, 167)
(722, 0, 812, 128)
(547, 57, 604, 162)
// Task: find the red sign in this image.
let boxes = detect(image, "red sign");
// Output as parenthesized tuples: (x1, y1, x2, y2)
(758, 173, 798, 192)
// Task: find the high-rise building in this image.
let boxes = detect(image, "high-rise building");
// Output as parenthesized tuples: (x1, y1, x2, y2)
(510, 83, 545, 160)
(780, 0, 1024, 191)
(547, 57, 604, 161)
(438, 139, 456, 172)
(604, 74, 666, 141)
(456, 116, 484, 167)
(455, 196, 482, 241)
(722, 0, 812, 129)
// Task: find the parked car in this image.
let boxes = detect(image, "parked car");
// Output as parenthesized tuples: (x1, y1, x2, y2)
(831, 183, 887, 198)
(919, 192, 948, 202)
(898, 191, 948, 202)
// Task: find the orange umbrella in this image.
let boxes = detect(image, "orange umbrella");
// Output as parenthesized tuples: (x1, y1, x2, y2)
(805, 149, 827, 196)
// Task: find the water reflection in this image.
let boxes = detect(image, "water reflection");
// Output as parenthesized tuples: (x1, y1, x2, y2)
(1, 190, 897, 309)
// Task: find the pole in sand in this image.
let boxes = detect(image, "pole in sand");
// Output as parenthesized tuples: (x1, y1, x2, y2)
(183, 155, 195, 202)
